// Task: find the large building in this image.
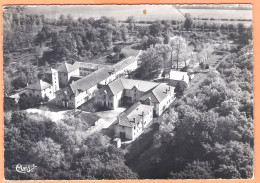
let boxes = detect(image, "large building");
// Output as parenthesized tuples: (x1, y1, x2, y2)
(96, 78, 175, 116)
(114, 102, 154, 140)
(55, 55, 140, 108)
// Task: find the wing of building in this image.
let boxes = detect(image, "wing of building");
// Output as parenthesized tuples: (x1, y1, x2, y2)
(114, 102, 154, 140)
(96, 78, 175, 116)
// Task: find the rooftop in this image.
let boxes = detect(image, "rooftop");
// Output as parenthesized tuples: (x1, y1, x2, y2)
(169, 70, 189, 81)
(140, 83, 175, 103)
(69, 67, 111, 94)
(112, 56, 137, 72)
(26, 79, 52, 91)
(57, 62, 78, 73)
(117, 102, 154, 127)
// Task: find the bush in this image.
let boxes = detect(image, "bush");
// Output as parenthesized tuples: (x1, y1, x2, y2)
(180, 66, 188, 72)
(113, 46, 121, 53)
(119, 53, 125, 59)
(18, 94, 43, 110)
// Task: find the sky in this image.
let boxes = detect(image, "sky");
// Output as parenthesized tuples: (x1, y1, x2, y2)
(17, 4, 252, 22)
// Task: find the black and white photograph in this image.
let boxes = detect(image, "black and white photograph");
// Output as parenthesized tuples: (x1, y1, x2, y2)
(3, 4, 254, 180)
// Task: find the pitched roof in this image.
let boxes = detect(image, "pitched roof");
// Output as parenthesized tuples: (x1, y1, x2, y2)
(57, 62, 78, 73)
(112, 56, 137, 72)
(107, 79, 124, 95)
(69, 67, 111, 94)
(117, 102, 154, 127)
(69, 75, 84, 84)
(120, 78, 159, 92)
(26, 80, 52, 91)
(99, 78, 159, 97)
(117, 116, 133, 127)
(140, 83, 175, 103)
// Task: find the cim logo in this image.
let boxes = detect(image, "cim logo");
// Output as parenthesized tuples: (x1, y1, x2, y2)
(13, 164, 37, 173)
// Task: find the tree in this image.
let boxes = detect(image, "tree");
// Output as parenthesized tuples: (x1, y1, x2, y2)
(169, 36, 188, 70)
(170, 161, 214, 179)
(174, 81, 187, 98)
(149, 22, 163, 37)
(154, 44, 171, 72)
(126, 16, 135, 31)
(184, 13, 193, 31)
(12, 73, 27, 90)
(135, 46, 163, 80)
(212, 141, 253, 179)
(32, 138, 65, 169)
(121, 25, 129, 42)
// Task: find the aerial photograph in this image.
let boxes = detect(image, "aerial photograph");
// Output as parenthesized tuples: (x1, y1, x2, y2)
(3, 4, 253, 180)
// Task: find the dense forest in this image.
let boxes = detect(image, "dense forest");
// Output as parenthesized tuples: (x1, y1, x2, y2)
(4, 110, 138, 179)
(129, 44, 254, 179)
(3, 6, 253, 180)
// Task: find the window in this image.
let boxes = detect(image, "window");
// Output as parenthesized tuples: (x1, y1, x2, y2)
(103, 95, 106, 99)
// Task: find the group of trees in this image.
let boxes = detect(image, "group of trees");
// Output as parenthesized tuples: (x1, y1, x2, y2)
(4, 111, 137, 180)
(135, 35, 214, 80)
(36, 15, 130, 63)
(3, 7, 132, 96)
(131, 44, 253, 179)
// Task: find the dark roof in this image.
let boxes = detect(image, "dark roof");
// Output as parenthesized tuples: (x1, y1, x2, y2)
(69, 75, 84, 84)
(117, 116, 133, 127)
(69, 67, 111, 94)
(26, 80, 52, 91)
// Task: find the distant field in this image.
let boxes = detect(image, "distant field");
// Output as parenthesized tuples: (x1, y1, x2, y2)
(25, 5, 252, 22)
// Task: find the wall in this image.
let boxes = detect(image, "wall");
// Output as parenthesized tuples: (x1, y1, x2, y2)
(26, 89, 42, 99)
(113, 91, 123, 109)
(79, 67, 97, 76)
(74, 85, 98, 108)
(157, 89, 175, 116)
(59, 72, 69, 88)
(114, 125, 133, 140)
(26, 86, 55, 100)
